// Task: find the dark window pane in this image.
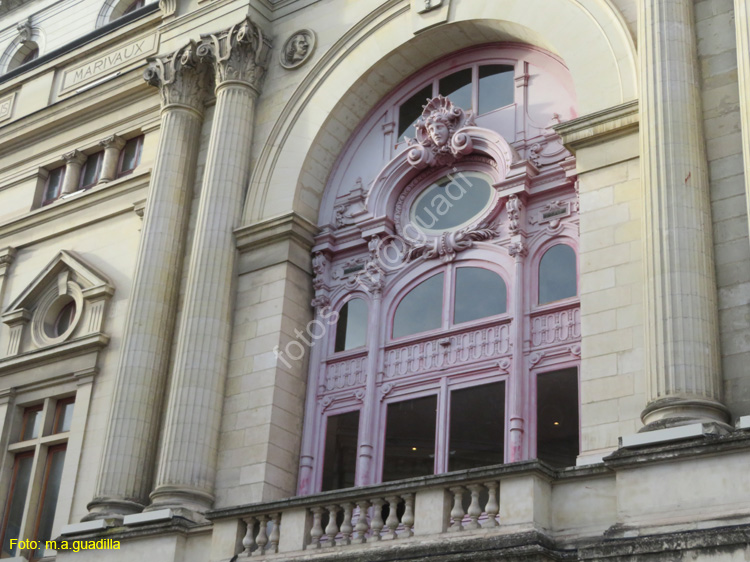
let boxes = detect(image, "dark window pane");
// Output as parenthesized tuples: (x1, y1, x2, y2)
(1, 454, 33, 557)
(439, 68, 472, 111)
(449, 382, 505, 472)
(21, 47, 39, 65)
(398, 85, 432, 140)
(123, 0, 144, 15)
(43, 167, 65, 204)
(21, 407, 42, 440)
(537, 368, 579, 468)
(54, 401, 75, 434)
(383, 396, 437, 482)
(454, 268, 507, 324)
(539, 245, 577, 304)
(334, 299, 368, 352)
(79, 152, 103, 189)
(411, 172, 493, 233)
(54, 301, 76, 337)
(34, 447, 67, 556)
(321, 411, 360, 491)
(393, 273, 444, 339)
(118, 136, 142, 176)
(478, 65, 515, 114)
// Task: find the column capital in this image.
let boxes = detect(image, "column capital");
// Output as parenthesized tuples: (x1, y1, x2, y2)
(62, 149, 87, 166)
(143, 40, 210, 113)
(99, 134, 126, 151)
(197, 16, 272, 94)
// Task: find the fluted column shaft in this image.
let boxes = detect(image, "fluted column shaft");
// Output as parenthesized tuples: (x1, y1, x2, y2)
(638, 0, 728, 427)
(734, 0, 750, 241)
(61, 150, 86, 195)
(86, 42, 208, 519)
(149, 18, 270, 515)
(99, 135, 126, 183)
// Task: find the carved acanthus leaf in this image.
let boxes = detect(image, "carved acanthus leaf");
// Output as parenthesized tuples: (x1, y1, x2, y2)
(405, 221, 500, 263)
(506, 194, 523, 236)
(197, 16, 272, 92)
(143, 40, 210, 111)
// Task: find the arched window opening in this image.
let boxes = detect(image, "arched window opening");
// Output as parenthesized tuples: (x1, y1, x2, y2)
(334, 298, 368, 352)
(8, 42, 39, 72)
(454, 267, 507, 324)
(538, 244, 577, 305)
(122, 0, 145, 15)
(97, 0, 147, 28)
(392, 273, 444, 339)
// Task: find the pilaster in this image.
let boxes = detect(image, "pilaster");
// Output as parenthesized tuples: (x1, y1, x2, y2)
(148, 17, 271, 518)
(86, 41, 209, 520)
(60, 150, 87, 195)
(637, 0, 728, 428)
(98, 135, 126, 183)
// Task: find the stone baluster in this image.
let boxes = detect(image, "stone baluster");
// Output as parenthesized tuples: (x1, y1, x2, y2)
(310, 507, 324, 548)
(448, 487, 466, 532)
(242, 516, 257, 556)
(268, 513, 281, 554)
(385, 496, 401, 539)
(98, 135, 126, 183)
(254, 514, 269, 555)
(148, 16, 272, 518)
(60, 150, 87, 195)
(370, 498, 385, 541)
(466, 485, 482, 530)
(482, 482, 499, 528)
(637, 0, 728, 428)
(340, 503, 354, 545)
(352, 500, 370, 544)
(324, 505, 339, 547)
(401, 493, 415, 538)
(85, 40, 208, 521)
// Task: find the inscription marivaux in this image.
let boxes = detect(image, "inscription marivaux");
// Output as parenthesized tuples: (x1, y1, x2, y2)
(61, 34, 157, 93)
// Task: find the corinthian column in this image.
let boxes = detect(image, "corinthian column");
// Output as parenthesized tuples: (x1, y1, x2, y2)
(148, 18, 270, 518)
(86, 42, 209, 520)
(638, 0, 728, 428)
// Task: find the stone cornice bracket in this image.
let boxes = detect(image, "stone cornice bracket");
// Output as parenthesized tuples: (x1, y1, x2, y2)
(158, 0, 176, 18)
(0, 246, 16, 275)
(197, 16, 272, 95)
(143, 40, 210, 114)
(17, 18, 32, 43)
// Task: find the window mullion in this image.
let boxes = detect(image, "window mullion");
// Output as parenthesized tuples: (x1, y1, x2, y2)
(443, 264, 454, 330)
(435, 378, 449, 473)
(17, 443, 43, 555)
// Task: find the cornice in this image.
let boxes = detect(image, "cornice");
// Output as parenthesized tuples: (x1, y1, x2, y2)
(553, 99, 639, 153)
(0, 333, 109, 377)
(235, 211, 318, 253)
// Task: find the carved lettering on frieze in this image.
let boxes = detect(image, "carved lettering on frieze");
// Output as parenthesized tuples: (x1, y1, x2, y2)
(0, 92, 16, 123)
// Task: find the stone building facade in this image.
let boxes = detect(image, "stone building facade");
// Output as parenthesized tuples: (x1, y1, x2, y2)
(0, 0, 749, 560)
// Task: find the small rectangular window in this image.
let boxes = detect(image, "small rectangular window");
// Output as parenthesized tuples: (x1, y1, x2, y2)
(53, 399, 75, 434)
(398, 85, 432, 141)
(321, 411, 360, 491)
(117, 136, 143, 177)
(478, 64, 515, 115)
(537, 368, 579, 468)
(79, 152, 104, 190)
(383, 395, 437, 482)
(0, 453, 34, 557)
(42, 167, 65, 206)
(438, 68, 473, 111)
(449, 382, 505, 472)
(20, 406, 43, 441)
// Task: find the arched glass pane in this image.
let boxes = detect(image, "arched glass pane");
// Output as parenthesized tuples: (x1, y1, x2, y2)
(538, 244, 577, 304)
(411, 172, 494, 233)
(454, 267, 507, 324)
(398, 85, 432, 141)
(478, 64, 514, 114)
(334, 298, 368, 352)
(393, 273, 444, 339)
(439, 68, 472, 111)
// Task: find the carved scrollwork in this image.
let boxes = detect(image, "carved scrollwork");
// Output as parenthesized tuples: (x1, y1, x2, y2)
(351, 237, 386, 296)
(506, 194, 523, 236)
(406, 96, 476, 169)
(198, 16, 272, 92)
(405, 220, 500, 263)
(143, 40, 210, 111)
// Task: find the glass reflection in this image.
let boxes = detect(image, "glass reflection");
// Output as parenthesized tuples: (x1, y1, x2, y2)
(411, 172, 493, 233)
(454, 268, 507, 324)
(393, 273, 444, 339)
(335, 299, 368, 352)
(538, 244, 577, 304)
(439, 68, 473, 111)
(383, 395, 437, 481)
(478, 65, 515, 114)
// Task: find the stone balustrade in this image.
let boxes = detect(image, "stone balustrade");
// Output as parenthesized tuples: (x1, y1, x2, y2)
(207, 461, 612, 560)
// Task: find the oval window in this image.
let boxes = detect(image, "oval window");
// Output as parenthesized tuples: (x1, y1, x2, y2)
(45, 298, 76, 338)
(454, 267, 507, 324)
(539, 244, 577, 304)
(410, 172, 494, 233)
(334, 299, 368, 352)
(393, 273, 444, 339)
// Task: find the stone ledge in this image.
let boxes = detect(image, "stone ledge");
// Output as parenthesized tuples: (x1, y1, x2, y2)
(235, 212, 318, 253)
(553, 100, 639, 153)
(619, 422, 729, 448)
(0, 333, 109, 376)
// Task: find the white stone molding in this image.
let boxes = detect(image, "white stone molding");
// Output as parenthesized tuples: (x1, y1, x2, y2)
(197, 15, 272, 93)
(60, 149, 87, 195)
(16, 18, 32, 43)
(143, 40, 210, 113)
(637, 0, 727, 428)
(279, 29, 315, 70)
(1, 250, 115, 358)
(98, 135, 127, 183)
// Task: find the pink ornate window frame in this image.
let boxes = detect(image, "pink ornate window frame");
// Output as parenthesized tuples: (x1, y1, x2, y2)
(297, 44, 580, 495)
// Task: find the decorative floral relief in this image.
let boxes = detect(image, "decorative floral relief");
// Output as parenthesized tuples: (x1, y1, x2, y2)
(405, 220, 500, 263)
(144, 40, 209, 110)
